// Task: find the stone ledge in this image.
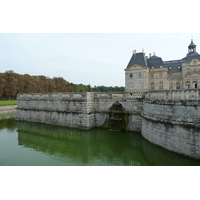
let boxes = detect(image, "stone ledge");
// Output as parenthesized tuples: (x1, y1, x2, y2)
(144, 99, 200, 106)
(0, 106, 17, 113)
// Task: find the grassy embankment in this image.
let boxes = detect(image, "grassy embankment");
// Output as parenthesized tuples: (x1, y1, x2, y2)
(0, 100, 17, 106)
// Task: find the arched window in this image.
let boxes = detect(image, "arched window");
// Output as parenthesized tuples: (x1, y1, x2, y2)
(186, 81, 190, 89)
(176, 82, 180, 89)
(130, 73, 133, 78)
(159, 81, 163, 90)
(193, 81, 198, 89)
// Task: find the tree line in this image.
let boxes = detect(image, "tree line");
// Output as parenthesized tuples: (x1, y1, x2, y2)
(0, 71, 125, 100)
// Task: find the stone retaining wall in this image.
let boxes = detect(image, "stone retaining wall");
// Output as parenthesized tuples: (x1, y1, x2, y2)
(16, 92, 144, 131)
(142, 99, 200, 159)
(16, 90, 200, 159)
(0, 106, 16, 120)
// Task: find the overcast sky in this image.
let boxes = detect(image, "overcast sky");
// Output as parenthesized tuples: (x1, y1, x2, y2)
(1, 33, 200, 87)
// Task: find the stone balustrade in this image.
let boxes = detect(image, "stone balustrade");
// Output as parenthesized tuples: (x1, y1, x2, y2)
(18, 92, 147, 102)
(17, 92, 88, 101)
(145, 89, 200, 101)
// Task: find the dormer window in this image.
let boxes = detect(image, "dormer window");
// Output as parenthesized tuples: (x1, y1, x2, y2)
(160, 66, 163, 68)
(151, 67, 154, 69)
(169, 67, 172, 70)
(178, 66, 180, 69)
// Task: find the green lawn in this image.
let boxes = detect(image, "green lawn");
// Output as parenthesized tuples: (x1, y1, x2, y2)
(0, 100, 17, 106)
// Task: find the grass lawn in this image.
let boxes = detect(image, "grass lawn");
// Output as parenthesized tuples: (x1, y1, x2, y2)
(0, 100, 17, 106)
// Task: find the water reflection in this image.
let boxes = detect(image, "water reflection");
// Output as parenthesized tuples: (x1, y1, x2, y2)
(0, 118, 16, 131)
(16, 121, 200, 166)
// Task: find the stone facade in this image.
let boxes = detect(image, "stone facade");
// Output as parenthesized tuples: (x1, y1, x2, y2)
(125, 40, 200, 92)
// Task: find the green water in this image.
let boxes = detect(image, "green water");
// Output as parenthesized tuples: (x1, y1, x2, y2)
(1, 118, 200, 166)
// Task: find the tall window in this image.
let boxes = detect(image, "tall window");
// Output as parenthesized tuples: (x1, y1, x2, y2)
(176, 82, 180, 89)
(130, 83, 133, 89)
(169, 82, 173, 90)
(138, 72, 142, 78)
(151, 83, 154, 90)
(159, 72, 163, 78)
(130, 73, 133, 78)
(193, 81, 198, 89)
(138, 80, 142, 90)
(159, 81, 163, 90)
(186, 81, 190, 89)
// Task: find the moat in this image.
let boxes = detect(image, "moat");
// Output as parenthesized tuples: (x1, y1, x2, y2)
(1, 118, 200, 166)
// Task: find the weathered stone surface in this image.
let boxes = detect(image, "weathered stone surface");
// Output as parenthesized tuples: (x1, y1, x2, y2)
(142, 99, 200, 159)
(0, 106, 16, 120)
(16, 90, 200, 159)
(16, 92, 144, 131)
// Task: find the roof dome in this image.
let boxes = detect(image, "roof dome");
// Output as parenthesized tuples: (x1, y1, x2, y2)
(188, 39, 197, 55)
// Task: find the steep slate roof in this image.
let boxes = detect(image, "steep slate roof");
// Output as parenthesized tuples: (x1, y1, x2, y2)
(147, 55, 182, 72)
(147, 55, 164, 69)
(126, 40, 200, 73)
(163, 60, 183, 72)
(181, 52, 200, 63)
(126, 52, 148, 68)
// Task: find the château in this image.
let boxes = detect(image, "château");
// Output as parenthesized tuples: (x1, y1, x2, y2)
(125, 40, 200, 92)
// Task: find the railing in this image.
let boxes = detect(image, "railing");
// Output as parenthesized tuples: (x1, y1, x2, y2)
(146, 89, 200, 101)
(17, 92, 147, 102)
(17, 92, 88, 101)
(94, 92, 146, 100)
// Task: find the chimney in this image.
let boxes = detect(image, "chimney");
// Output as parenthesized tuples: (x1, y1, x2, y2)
(133, 50, 136, 55)
(149, 53, 151, 57)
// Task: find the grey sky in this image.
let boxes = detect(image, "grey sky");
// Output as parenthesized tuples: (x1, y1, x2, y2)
(1, 33, 200, 87)
(0, 33, 200, 86)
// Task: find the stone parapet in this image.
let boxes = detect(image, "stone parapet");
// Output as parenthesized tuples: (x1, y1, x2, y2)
(145, 89, 200, 101)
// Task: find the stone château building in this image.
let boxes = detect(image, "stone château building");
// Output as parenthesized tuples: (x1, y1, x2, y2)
(125, 40, 200, 92)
